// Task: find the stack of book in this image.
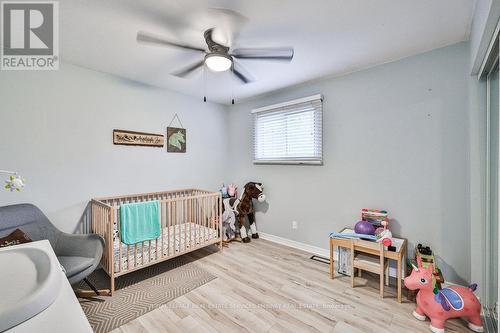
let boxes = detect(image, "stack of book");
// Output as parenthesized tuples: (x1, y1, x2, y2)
(361, 209, 388, 229)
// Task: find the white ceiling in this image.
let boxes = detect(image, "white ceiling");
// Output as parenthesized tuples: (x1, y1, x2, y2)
(60, 0, 476, 105)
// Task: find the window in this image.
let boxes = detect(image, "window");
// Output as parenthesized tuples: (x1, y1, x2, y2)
(253, 94, 323, 165)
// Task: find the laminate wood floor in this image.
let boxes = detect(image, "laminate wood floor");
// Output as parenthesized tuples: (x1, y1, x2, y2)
(111, 239, 472, 333)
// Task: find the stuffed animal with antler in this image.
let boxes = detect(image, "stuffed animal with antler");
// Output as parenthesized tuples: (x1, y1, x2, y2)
(404, 257, 483, 333)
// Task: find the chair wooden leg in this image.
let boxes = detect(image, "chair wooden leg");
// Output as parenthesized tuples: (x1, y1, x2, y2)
(397, 257, 402, 302)
(380, 257, 384, 298)
(110, 275, 115, 296)
(329, 240, 334, 279)
(380, 274, 384, 297)
(358, 269, 362, 278)
(385, 266, 389, 286)
(350, 242, 355, 288)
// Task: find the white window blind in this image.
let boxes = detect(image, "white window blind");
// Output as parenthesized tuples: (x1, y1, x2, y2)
(252, 94, 323, 165)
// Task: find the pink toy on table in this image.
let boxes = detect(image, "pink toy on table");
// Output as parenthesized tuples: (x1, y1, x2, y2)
(404, 257, 483, 333)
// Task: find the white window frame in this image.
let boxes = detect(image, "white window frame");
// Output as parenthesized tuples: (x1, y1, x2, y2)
(252, 94, 323, 165)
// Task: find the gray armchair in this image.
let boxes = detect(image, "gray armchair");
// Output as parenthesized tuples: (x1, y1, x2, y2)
(0, 203, 104, 289)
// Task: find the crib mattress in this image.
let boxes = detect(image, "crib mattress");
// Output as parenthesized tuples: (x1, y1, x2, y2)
(113, 222, 218, 272)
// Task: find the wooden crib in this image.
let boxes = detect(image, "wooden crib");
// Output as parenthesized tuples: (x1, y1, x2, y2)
(91, 189, 222, 294)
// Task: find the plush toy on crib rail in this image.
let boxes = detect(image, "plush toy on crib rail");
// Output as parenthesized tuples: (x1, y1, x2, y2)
(404, 257, 483, 333)
(220, 184, 238, 199)
(221, 182, 266, 243)
(227, 184, 237, 198)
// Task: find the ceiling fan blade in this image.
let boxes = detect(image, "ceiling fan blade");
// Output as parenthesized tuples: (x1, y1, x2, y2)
(137, 31, 206, 52)
(231, 47, 294, 61)
(208, 8, 248, 47)
(172, 60, 205, 78)
(233, 60, 254, 84)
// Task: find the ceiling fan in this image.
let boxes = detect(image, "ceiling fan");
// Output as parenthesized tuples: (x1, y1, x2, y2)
(136, 17, 294, 87)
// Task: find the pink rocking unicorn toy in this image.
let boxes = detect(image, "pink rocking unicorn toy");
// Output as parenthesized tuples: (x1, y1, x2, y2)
(404, 257, 483, 333)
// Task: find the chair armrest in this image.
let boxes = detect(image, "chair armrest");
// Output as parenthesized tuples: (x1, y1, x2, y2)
(55, 232, 105, 260)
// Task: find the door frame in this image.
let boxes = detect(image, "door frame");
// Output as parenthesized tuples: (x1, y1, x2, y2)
(486, 58, 499, 310)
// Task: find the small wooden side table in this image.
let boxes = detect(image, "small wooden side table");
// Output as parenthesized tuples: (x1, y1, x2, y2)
(329, 228, 408, 303)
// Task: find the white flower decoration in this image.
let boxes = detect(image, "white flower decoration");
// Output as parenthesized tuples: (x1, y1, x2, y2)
(3, 173, 25, 192)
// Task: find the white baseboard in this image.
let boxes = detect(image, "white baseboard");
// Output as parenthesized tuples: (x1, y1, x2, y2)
(259, 232, 330, 257)
(259, 231, 402, 278)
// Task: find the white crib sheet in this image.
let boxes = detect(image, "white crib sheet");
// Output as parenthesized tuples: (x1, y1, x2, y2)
(113, 222, 218, 272)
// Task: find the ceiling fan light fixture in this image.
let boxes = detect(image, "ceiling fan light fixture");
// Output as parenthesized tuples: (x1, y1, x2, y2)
(205, 53, 232, 72)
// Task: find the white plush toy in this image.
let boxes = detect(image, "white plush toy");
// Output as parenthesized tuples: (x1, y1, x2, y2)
(222, 198, 238, 241)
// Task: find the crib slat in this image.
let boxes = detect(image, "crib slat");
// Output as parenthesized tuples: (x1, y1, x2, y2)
(155, 212, 159, 262)
(163, 200, 167, 258)
(108, 207, 114, 282)
(187, 198, 190, 249)
(126, 197, 130, 271)
(167, 201, 170, 257)
(195, 197, 197, 245)
(99, 207, 109, 271)
(103, 206, 107, 272)
(99, 206, 103, 268)
(148, 239, 151, 264)
(167, 201, 172, 256)
(201, 196, 204, 243)
(183, 198, 187, 252)
(219, 194, 223, 246)
(160, 201, 164, 258)
(189, 198, 192, 249)
(203, 197, 207, 243)
(214, 195, 216, 238)
(187, 198, 191, 249)
(127, 242, 130, 271)
(168, 200, 171, 256)
(215, 195, 218, 238)
(215, 195, 218, 239)
(208, 196, 211, 240)
(100, 206, 104, 270)
(212, 195, 215, 238)
(134, 242, 137, 268)
(173, 199, 177, 254)
(117, 207, 122, 273)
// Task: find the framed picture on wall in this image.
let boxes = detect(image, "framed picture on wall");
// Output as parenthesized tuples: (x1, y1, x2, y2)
(166, 127, 186, 153)
(113, 129, 164, 147)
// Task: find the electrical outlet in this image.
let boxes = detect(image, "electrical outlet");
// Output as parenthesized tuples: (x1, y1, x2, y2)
(292, 221, 298, 230)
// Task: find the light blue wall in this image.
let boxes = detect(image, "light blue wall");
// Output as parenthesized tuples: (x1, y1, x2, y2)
(0, 62, 229, 233)
(227, 42, 473, 284)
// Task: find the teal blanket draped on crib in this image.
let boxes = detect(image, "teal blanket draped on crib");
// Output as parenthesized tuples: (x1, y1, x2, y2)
(120, 200, 161, 245)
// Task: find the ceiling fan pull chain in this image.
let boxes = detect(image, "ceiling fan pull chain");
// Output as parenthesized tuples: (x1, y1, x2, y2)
(231, 65, 235, 105)
(203, 65, 207, 103)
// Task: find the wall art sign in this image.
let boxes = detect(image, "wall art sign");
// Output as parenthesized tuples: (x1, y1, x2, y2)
(113, 129, 164, 147)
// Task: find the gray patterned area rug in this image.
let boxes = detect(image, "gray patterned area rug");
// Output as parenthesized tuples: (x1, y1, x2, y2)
(77, 255, 216, 333)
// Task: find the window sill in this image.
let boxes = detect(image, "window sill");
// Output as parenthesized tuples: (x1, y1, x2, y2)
(253, 160, 323, 165)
